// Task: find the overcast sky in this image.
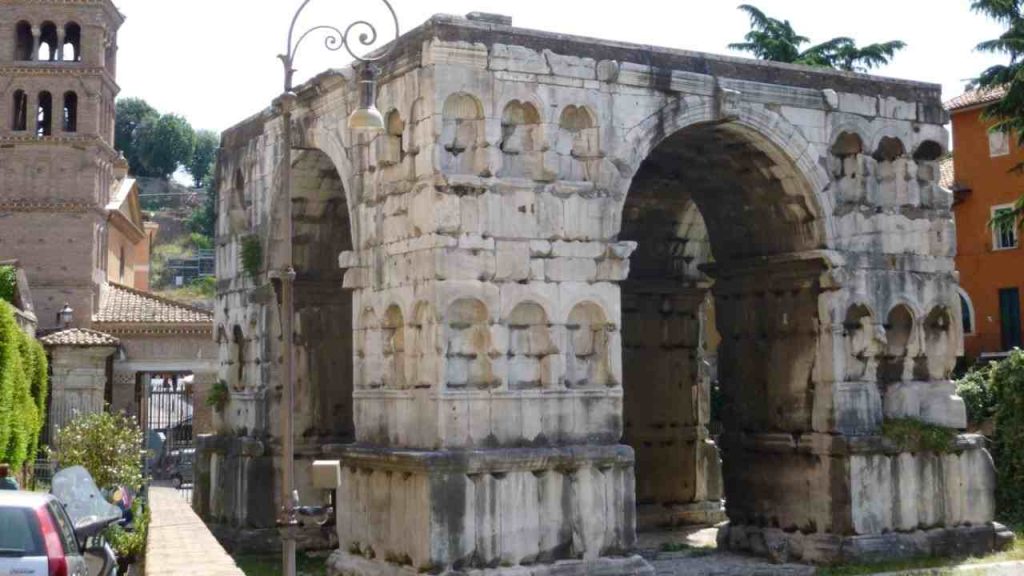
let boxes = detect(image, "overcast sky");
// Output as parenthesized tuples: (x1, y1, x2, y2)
(113, 0, 1005, 133)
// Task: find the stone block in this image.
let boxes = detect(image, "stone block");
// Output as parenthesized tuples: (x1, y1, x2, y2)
(850, 455, 893, 535)
(495, 240, 531, 282)
(490, 44, 551, 74)
(543, 49, 596, 79)
(880, 97, 917, 121)
(545, 258, 597, 282)
(838, 93, 878, 116)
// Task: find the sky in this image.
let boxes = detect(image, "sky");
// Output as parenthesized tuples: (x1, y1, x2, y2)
(113, 0, 1007, 133)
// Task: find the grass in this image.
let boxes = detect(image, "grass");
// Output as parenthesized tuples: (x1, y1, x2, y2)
(818, 526, 1024, 575)
(234, 552, 329, 576)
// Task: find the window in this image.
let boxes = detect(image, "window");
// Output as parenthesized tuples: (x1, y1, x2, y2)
(992, 204, 1020, 250)
(11, 90, 27, 131)
(63, 23, 81, 62)
(38, 22, 57, 62)
(989, 130, 1010, 158)
(36, 91, 52, 137)
(62, 91, 77, 132)
(15, 21, 32, 61)
(119, 245, 125, 282)
(959, 289, 976, 336)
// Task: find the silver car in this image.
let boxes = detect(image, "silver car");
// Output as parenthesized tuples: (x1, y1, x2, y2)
(0, 490, 90, 576)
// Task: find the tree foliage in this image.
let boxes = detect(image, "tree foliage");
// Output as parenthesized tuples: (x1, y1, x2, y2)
(729, 4, 906, 72)
(0, 265, 16, 305)
(956, 363, 999, 427)
(55, 411, 144, 490)
(115, 98, 159, 177)
(190, 130, 219, 189)
(136, 114, 196, 179)
(972, 0, 1024, 231)
(0, 301, 48, 470)
(991, 349, 1024, 522)
(115, 98, 218, 186)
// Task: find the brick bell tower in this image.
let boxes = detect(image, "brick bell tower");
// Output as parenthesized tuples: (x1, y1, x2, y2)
(0, 0, 125, 328)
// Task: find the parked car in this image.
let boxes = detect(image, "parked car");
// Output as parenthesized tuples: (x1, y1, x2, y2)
(161, 448, 194, 488)
(0, 490, 91, 576)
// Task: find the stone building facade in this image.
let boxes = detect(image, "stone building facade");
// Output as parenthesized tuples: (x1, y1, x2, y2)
(0, 0, 216, 441)
(204, 13, 1009, 572)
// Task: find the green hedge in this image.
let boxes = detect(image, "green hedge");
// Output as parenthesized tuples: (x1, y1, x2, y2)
(991, 349, 1024, 523)
(0, 266, 15, 305)
(0, 301, 48, 469)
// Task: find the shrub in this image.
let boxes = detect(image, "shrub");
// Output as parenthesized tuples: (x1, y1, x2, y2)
(991, 349, 1024, 522)
(956, 364, 998, 428)
(881, 418, 956, 453)
(55, 411, 144, 490)
(241, 235, 262, 282)
(0, 266, 15, 304)
(105, 498, 149, 565)
(205, 380, 230, 412)
(0, 301, 47, 469)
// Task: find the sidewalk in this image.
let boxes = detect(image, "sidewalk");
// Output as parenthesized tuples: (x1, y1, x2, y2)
(145, 486, 245, 576)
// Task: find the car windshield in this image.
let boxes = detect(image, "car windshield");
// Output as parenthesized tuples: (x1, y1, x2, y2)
(0, 507, 44, 556)
(50, 466, 121, 529)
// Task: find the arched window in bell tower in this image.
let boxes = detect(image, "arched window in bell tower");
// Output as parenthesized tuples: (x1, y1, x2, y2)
(36, 92, 53, 137)
(11, 90, 28, 132)
(15, 21, 33, 61)
(63, 92, 78, 133)
(38, 22, 58, 62)
(63, 23, 82, 62)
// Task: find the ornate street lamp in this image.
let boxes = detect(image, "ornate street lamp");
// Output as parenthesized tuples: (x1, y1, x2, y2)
(274, 3, 398, 576)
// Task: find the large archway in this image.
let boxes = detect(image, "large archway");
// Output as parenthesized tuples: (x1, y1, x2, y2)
(621, 121, 830, 539)
(289, 148, 355, 444)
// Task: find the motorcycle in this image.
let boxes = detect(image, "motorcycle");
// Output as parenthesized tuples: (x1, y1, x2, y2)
(51, 466, 123, 576)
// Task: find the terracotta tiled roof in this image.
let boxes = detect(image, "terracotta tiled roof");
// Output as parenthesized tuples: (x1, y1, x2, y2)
(94, 283, 213, 325)
(945, 85, 1007, 112)
(940, 156, 955, 190)
(39, 328, 119, 348)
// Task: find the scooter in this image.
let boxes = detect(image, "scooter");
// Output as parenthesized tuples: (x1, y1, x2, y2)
(51, 466, 123, 576)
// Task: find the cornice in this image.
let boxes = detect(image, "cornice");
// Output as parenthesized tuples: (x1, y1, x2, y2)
(0, 134, 121, 160)
(0, 64, 120, 94)
(94, 323, 215, 338)
(0, 198, 102, 214)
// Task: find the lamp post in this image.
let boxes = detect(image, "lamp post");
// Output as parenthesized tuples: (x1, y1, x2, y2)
(274, 3, 398, 576)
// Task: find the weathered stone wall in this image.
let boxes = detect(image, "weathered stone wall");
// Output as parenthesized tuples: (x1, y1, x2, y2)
(211, 13, 1005, 572)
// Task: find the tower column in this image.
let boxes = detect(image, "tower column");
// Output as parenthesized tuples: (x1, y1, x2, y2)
(30, 26, 40, 62)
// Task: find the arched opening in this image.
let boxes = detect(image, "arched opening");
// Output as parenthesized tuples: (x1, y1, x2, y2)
(289, 148, 354, 441)
(959, 288, 975, 337)
(557, 105, 599, 181)
(62, 91, 78, 133)
(37, 22, 58, 62)
(620, 121, 827, 541)
(379, 110, 405, 167)
(881, 305, 915, 384)
(507, 301, 556, 390)
(440, 93, 485, 175)
(500, 100, 543, 178)
(444, 299, 494, 389)
(62, 23, 81, 62)
(36, 91, 53, 137)
(11, 90, 28, 131)
(15, 21, 32, 61)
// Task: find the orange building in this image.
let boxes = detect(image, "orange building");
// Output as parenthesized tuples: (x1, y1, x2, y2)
(947, 87, 1024, 360)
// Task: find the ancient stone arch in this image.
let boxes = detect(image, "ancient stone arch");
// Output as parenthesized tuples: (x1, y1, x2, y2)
(210, 13, 1005, 575)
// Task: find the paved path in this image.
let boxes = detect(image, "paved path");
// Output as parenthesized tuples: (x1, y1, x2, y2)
(145, 486, 245, 576)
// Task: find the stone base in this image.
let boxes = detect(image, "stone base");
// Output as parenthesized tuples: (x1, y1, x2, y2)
(210, 524, 337, 554)
(325, 444, 641, 574)
(637, 501, 726, 530)
(718, 522, 1015, 565)
(328, 550, 654, 576)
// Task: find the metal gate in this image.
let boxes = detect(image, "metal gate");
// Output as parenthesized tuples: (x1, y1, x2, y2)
(141, 374, 194, 501)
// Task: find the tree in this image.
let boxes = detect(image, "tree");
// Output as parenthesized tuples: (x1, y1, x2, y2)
(136, 113, 196, 179)
(189, 130, 219, 189)
(729, 5, 906, 72)
(114, 98, 158, 176)
(972, 0, 1024, 232)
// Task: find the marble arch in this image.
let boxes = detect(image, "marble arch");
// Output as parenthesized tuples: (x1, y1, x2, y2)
(201, 12, 1009, 574)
